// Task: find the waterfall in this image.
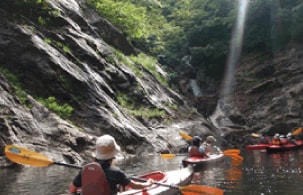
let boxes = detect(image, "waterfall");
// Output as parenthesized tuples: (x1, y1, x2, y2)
(189, 79, 202, 96)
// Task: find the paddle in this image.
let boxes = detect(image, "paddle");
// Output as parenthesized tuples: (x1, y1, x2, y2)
(178, 132, 243, 161)
(5, 145, 224, 195)
(160, 151, 243, 161)
(131, 177, 224, 195)
(5, 144, 82, 169)
(292, 127, 302, 136)
(251, 133, 262, 138)
(179, 131, 194, 141)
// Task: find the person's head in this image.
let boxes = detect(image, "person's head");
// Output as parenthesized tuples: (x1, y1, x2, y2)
(274, 133, 279, 139)
(94, 134, 121, 161)
(192, 136, 201, 147)
(206, 136, 216, 144)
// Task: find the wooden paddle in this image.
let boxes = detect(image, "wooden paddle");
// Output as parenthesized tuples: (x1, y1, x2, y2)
(5, 145, 224, 195)
(178, 131, 243, 161)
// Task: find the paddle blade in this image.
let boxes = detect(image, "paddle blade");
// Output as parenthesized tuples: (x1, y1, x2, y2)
(292, 127, 302, 136)
(5, 145, 54, 167)
(223, 149, 240, 155)
(160, 154, 177, 159)
(179, 131, 193, 141)
(251, 133, 261, 138)
(180, 184, 224, 195)
(228, 154, 243, 161)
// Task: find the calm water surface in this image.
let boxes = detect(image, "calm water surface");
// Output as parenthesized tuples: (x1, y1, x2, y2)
(1, 149, 303, 195)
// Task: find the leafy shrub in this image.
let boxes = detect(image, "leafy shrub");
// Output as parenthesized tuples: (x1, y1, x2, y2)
(38, 96, 73, 118)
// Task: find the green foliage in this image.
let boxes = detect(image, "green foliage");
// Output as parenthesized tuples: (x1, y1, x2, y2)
(117, 92, 134, 109)
(244, 0, 303, 52)
(113, 50, 143, 78)
(130, 53, 169, 87)
(1, 0, 61, 25)
(117, 92, 165, 118)
(87, 0, 176, 57)
(88, 0, 148, 39)
(161, 0, 237, 79)
(129, 108, 165, 119)
(38, 96, 73, 118)
(44, 38, 71, 53)
(0, 67, 30, 106)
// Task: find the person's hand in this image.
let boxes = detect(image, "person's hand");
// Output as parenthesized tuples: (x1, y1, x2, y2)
(145, 178, 154, 187)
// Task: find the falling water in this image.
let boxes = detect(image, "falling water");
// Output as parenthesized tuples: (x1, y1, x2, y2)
(222, 0, 248, 99)
(210, 0, 249, 129)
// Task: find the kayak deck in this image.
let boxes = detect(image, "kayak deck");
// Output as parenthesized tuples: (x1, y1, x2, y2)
(119, 165, 194, 195)
(245, 144, 269, 150)
(267, 140, 303, 153)
(182, 154, 225, 171)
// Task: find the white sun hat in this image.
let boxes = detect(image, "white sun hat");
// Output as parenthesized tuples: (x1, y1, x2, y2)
(95, 134, 121, 160)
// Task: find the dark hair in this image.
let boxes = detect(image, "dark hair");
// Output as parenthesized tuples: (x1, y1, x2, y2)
(192, 136, 201, 147)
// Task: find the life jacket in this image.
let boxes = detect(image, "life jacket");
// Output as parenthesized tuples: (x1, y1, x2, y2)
(188, 146, 203, 157)
(271, 138, 281, 145)
(81, 162, 111, 195)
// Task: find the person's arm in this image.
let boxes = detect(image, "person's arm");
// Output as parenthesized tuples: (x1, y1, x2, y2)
(127, 178, 153, 189)
(213, 145, 222, 153)
(199, 145, 209, 157)
(69, 170, 82, 193)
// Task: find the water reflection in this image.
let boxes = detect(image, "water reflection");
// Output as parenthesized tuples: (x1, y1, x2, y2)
(2, 150, 303, 194)
(240, 150, 303, 195)
(0, 165, 79, 195)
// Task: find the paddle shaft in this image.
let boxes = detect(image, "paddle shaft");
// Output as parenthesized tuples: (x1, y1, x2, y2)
(54, 162, 81, 169)
(130, 177, 179, 189)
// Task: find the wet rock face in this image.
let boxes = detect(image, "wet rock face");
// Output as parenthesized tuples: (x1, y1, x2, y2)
(232, 48, 303, 136)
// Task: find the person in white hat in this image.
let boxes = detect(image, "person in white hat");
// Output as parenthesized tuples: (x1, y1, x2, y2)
(69, 134, 153, 194)
(202, 135, 222, 155)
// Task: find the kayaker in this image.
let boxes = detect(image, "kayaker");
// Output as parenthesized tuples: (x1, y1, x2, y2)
(188, 136, 208, 158)
(271, 133, 281, 145)
(202, 136, 222, 155)
(259, 135, 270, 144)
(69, 134, 154, 195)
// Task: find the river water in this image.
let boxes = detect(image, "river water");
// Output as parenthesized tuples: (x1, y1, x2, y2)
(1, 149, 303, 195)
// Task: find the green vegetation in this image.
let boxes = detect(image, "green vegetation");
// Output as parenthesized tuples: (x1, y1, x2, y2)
(114, 50, 169, 87)
(130, 53, 168, 87)
(129, 108, 165, 119)
(2, 0, 303, 85)
(88, 0, 303, 82)
(1, 0, 60, 25)
(44, 38, 71, 53)
(114, 50, 143, 78)
(117, 92, 165, 118)
(0, 67, 29, 106)
(38, 96, 73, 119)
(0, 68, 73, 118)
